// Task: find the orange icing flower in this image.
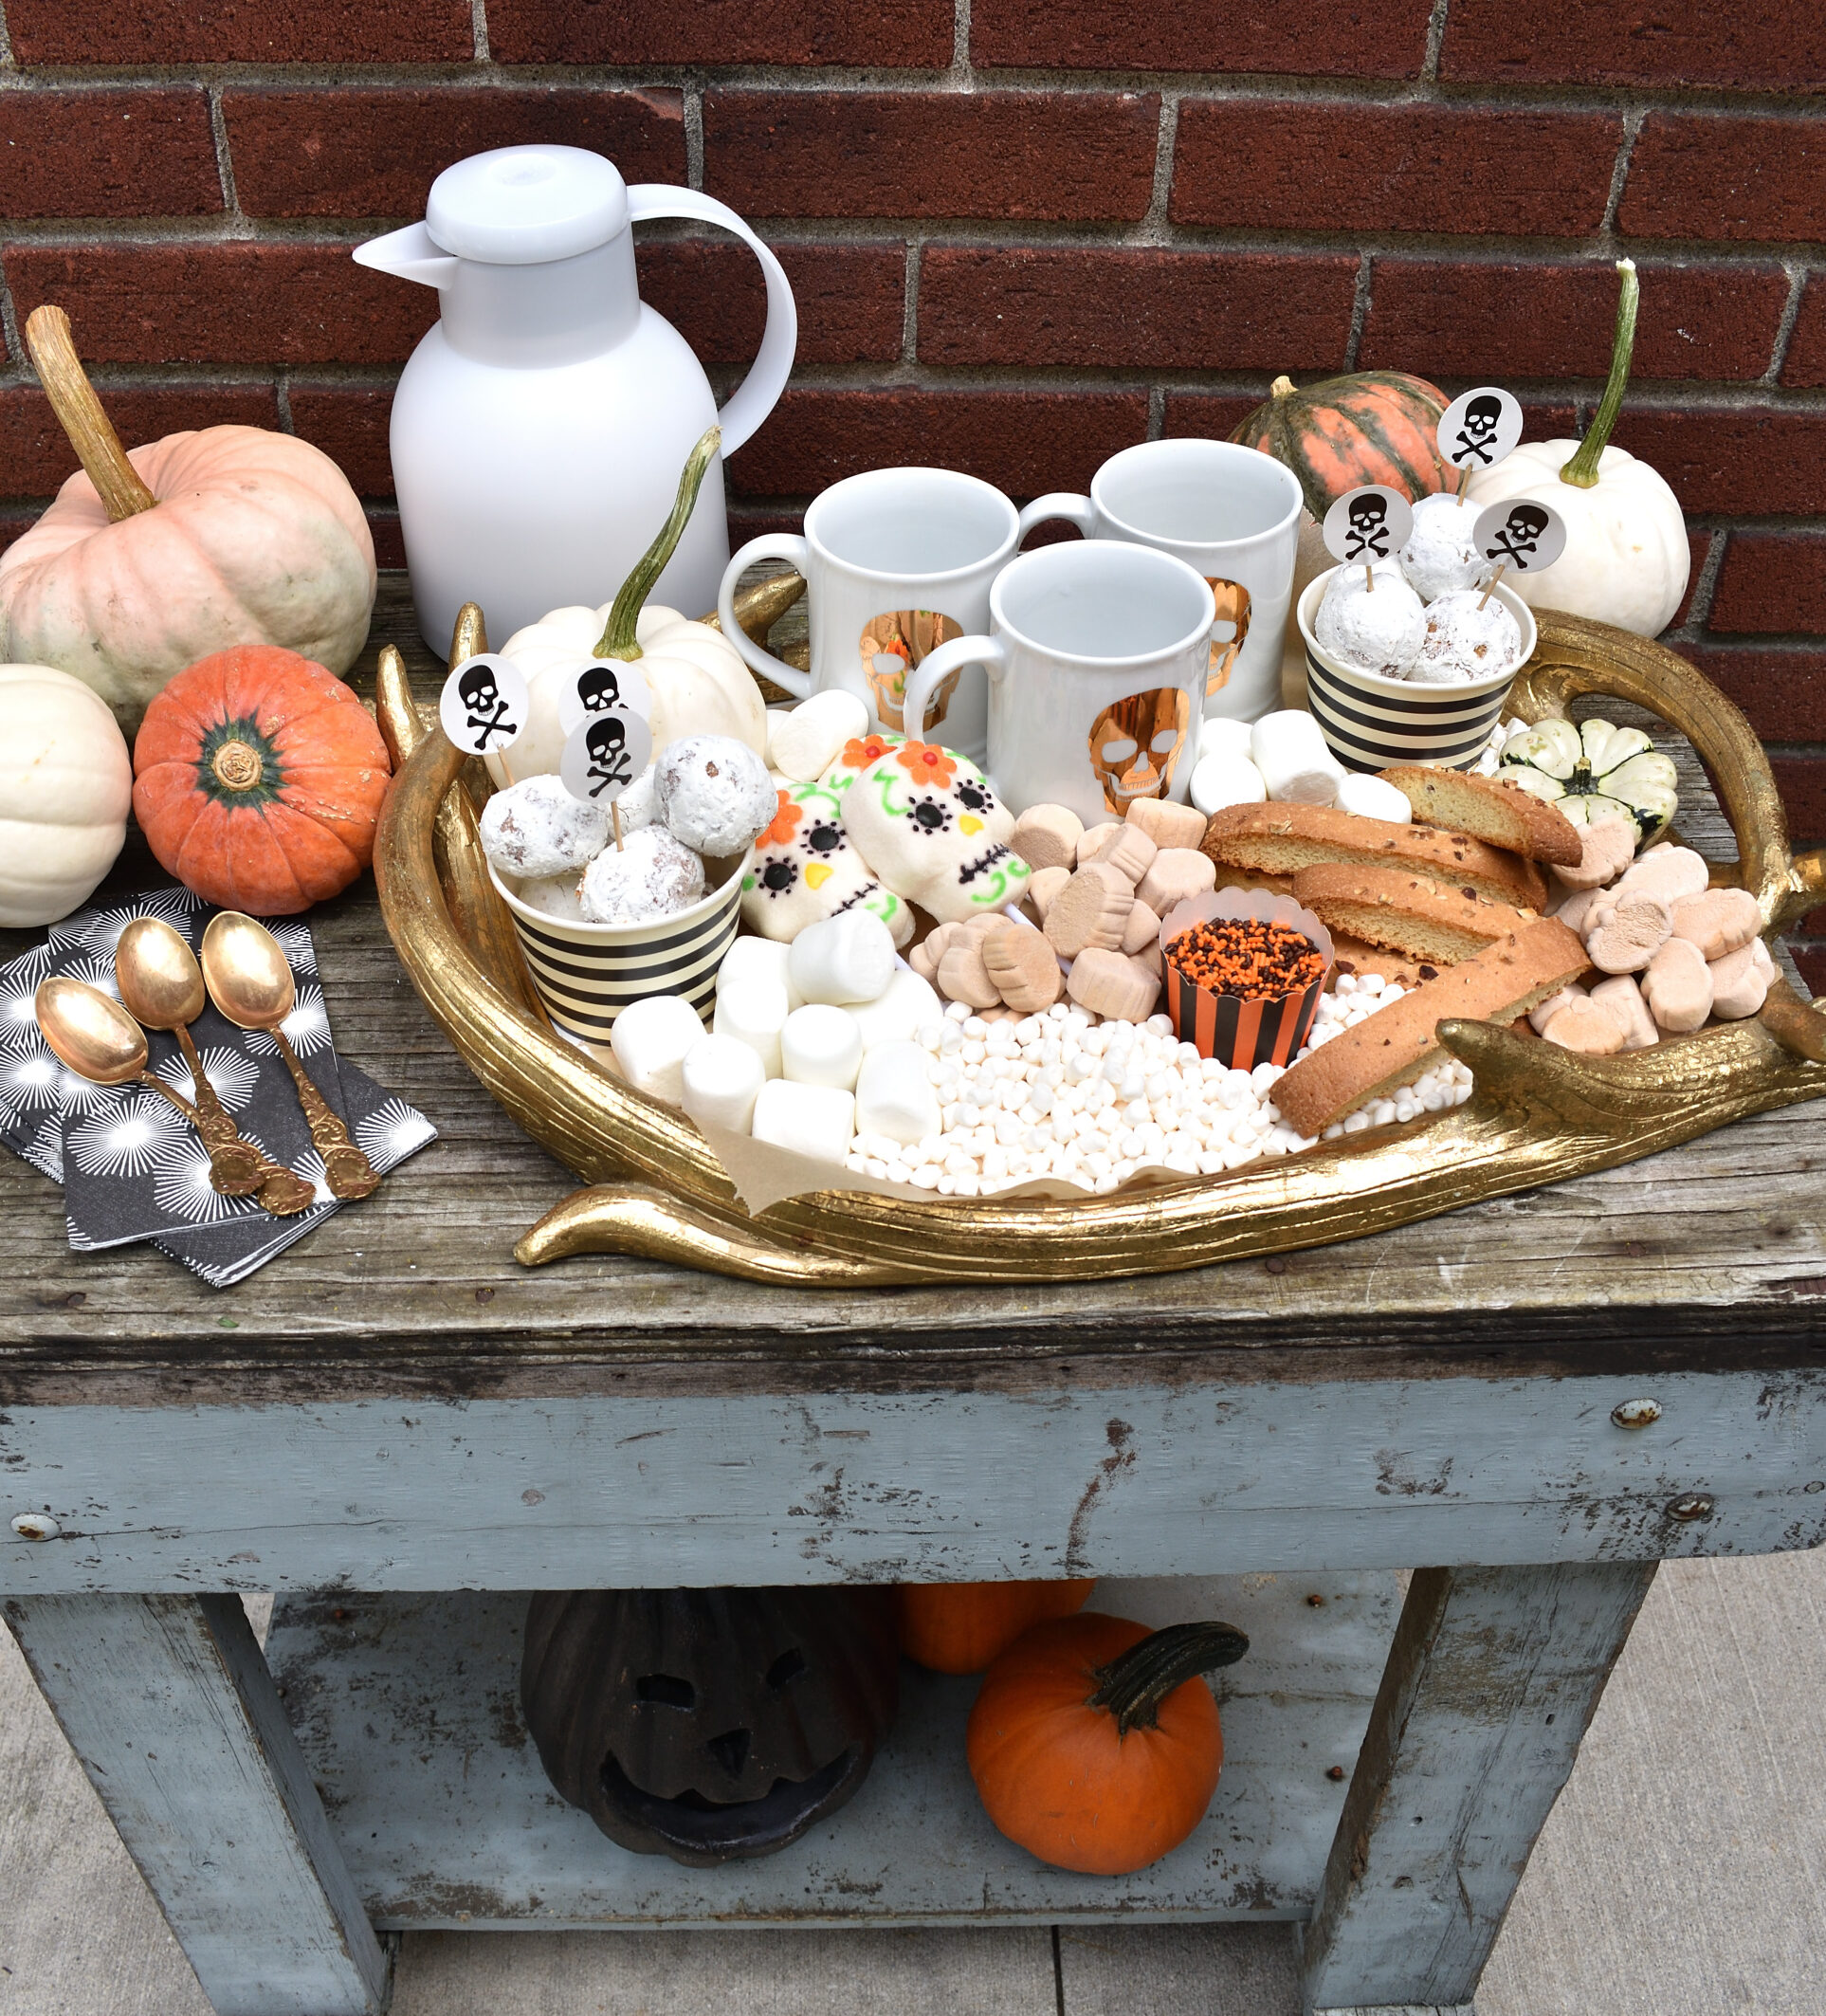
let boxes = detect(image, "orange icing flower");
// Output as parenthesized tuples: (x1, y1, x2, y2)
(895, 740, 957, 789)
(759, 791, 803, 850)
(840, 734, 896, 769)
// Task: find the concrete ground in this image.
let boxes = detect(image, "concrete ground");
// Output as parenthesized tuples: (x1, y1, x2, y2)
(3, 1552, 1823, 2016)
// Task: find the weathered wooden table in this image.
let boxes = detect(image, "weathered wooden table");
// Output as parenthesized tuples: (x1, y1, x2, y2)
(5, 595, 1825, 2015)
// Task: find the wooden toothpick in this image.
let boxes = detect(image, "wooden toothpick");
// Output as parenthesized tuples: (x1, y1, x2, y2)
(611, 801, 625, 852)
(1478, 563, 1506, 611)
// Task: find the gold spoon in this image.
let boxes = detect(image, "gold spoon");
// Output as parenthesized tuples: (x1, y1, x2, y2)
(200, 912, 381, 1200)
(114, 917, 293, 1204)
(34, 978, 317, 1218)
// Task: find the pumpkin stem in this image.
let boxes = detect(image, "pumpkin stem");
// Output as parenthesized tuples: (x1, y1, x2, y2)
(1086, 1621, 1250, 1737)
(24, 305, 158, 522)
(1559, 260, 1637, 491)
(594, 426, 722, 661)
(1269, 375, 1298, 399)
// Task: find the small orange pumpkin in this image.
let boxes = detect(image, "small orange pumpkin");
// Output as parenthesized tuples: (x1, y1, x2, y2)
(132, 645, 392, 915)
(1231, 371, 1455, 522)
(966, 1611, 1249, 1876)
(895, 1580, 1096, 1676)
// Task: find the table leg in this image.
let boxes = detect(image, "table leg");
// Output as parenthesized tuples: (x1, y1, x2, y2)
(1299, 1560, 1657, 2015)
(2, 1592, 390, 2016)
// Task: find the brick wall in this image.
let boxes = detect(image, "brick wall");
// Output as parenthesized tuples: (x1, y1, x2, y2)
(0, 1, 1820, 981)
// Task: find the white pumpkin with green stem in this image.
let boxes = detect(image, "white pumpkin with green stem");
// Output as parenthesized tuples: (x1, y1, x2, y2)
(1467, 261, 1689, 637)
(1499, 716, 1679, 847)
(487, 428, 767, 787)
(0, 661, 133, 926)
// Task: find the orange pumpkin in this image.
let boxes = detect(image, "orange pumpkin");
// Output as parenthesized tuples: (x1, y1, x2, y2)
(895, 1580, 1095, 1676)
(132, 646, 392, 915)
(1231, 371, 1455, 522)
(966, 1612, 1248, 1875)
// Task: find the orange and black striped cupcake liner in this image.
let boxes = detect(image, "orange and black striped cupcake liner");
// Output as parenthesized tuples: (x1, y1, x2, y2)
(1159, 889, 1334, 1072)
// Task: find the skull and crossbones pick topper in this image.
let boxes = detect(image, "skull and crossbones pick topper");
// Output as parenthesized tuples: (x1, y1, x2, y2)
(1323, 485, 1415, 569)
(439, 653, 532, 759)
(557, 659, 653, 738)
(1471, 497, 1567, 576)
(560, 707, 655, 806)
(1437, 386, 1524, 473)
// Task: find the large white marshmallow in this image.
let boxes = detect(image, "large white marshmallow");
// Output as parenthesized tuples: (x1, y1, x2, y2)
(1197, 716, 1256, 765)
(854, 1039, 942, 1147)
(768, 690, 870, 783)
(1251, 709, 1346, 806)
(680, 1034, 767, 1134)
(849, 966, 945, 1053)
(787, 907, 897, 1006)
(1190, 752, 1268, 816)
(781, 1003, 864, 1090)
(751, 1078, 855, 1164)
(716, 934, 803, 1009)
(608, 993, 707, 1105)
(713, 980, 790, 1078)
(1334, 772, 1414, 825)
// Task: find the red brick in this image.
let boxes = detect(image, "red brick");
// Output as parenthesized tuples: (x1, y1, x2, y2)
(491, 0, 949, 65)
(727, 390, 1148, 500)
(1158, 395, 1261, 445)
(1794, 940, 1826, 996)
(368, 512, 407, 572)
(918, 248, 1356, 373)
(1171, 102, 1620, 237)
(973, 0, 1431, 76)
(1360, 260, 1788, 383)
(639, 242, 904, 367)
(1774, 757, 1826, 846)
(287, 387, 395, 498)
(7, 0, 471, 63)
(5, 245, 436, 368)
(1675, 647, 1826, 743)
(1783, 277, 1826, 388)
(1620, 115, 1826, 245)
(703, 91, 1159, 223)
(1607, 406, 1826, 516)
(225, 89, 685, 220)
(1671, 530, 1711, 629)
(1440, 0, 1826, 91)
(0, 512, 34, 558)
(1803, 908, 1826, 937)
(0, 384, 282, 498)
(1710, 534, 1826, 635)
(0, 89, 221, 219)
(727, 504, 808, 543)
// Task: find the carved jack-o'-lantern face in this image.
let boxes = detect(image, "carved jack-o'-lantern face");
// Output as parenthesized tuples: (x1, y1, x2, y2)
(1088, 687, 1193, 816)
(1205, 577, 1251, 697)
(859, 610, 963, 732)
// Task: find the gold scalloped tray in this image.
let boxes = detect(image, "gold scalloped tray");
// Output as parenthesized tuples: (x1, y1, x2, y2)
(373, 588, 1826, 1286)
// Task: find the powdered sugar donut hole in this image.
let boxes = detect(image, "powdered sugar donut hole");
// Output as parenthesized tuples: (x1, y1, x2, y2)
(1412, 588, 1523, 686)
(513, 871, 588, 922)
(479, 774, 611, 878)
(1313, 563, 1427, 678)
(1397, 490, 1489, 601)
(579, 825, 706, 926)
(656, 735, 777, 855)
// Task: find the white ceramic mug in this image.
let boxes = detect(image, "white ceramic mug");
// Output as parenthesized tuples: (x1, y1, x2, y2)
(901, 541, 1215, 825)
(1017, 438, 1303, 725)
(717, 467, 1021, 761)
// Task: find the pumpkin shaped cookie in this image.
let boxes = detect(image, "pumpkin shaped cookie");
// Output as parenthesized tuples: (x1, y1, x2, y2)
(740, 780, 912, 945)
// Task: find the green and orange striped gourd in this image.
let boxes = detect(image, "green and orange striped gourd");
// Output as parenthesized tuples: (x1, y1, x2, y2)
(1231, 371, 1457, 522)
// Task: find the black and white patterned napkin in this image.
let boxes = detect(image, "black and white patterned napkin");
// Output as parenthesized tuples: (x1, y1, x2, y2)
(0, 888, 436, 1288)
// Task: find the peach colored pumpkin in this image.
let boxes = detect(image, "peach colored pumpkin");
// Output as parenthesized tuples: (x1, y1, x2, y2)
(0, 308, 374, 736)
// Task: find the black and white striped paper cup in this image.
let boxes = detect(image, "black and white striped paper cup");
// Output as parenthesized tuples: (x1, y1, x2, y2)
(488, 848, 751, 1059)
(1297, 568, 1534, 775)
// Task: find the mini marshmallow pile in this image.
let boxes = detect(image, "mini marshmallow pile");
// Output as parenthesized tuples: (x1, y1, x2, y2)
(1535, 833, 1776, 1050)
(480, 732, 778, 927)
(1314, 494, 1525, 687)
(1188, 709, 1415, 824)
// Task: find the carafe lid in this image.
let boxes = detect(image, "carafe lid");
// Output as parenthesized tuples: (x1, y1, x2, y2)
(426, 146, 628, 266)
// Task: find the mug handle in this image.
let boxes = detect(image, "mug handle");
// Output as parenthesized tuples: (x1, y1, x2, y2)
(1016, 492, 1096, 543)
(717, 534, 814, 701)
(903, 634, 1005, 747)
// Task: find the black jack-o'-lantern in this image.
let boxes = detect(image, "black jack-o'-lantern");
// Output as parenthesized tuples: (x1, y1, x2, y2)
(520, 1586, 900, 1865)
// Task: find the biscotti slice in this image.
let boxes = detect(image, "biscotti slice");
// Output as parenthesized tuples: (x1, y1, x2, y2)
(1274, 916, 1589, 1139)
(1292, 862, 1535, 967)
(1327, 932, 1431, 990)
(1200, 802, 1547, 911)
(1378, 765, 1582, 868)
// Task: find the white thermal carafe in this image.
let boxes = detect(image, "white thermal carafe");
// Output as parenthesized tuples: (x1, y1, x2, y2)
(355, 146, 796, 654)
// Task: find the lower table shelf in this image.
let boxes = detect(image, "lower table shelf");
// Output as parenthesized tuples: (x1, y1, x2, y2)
(265, 1571, 1397, 1931)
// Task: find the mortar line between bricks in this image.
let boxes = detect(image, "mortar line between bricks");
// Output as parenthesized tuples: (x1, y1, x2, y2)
(1669, 533, 1729, 638)
(1146, 385, 1165, 440)
(1141, 96, 1179, 239)
(1343, 253, 1373, 371)
(470, 0, 490, 67)
(0, 0, 13, 70)
(951, 0, 972, 81)
(1420, 0, 1451, 86)
(273, 371, 294, 434)
(206, 86, 243, 225)
(1767, 265, 1811, 387)
(902, 239, 922, 367)
(685, 89, 704, 191)
(1600, 110, 1646, 236)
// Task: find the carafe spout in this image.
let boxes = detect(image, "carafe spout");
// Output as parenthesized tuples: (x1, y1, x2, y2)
(354, 223, 460, 288)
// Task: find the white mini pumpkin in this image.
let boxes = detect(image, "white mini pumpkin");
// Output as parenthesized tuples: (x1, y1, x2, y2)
(0, 662, 133, 926)
(484, 428, 766, 787)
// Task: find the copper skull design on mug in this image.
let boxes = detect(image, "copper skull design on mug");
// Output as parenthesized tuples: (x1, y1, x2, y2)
(1205, 577, 1251, 697)
(859, 611, 963, 733)
(1087, 687, 1194, 816)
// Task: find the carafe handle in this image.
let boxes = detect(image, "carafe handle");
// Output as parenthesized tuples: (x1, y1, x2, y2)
(627, 187, 797, 457)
